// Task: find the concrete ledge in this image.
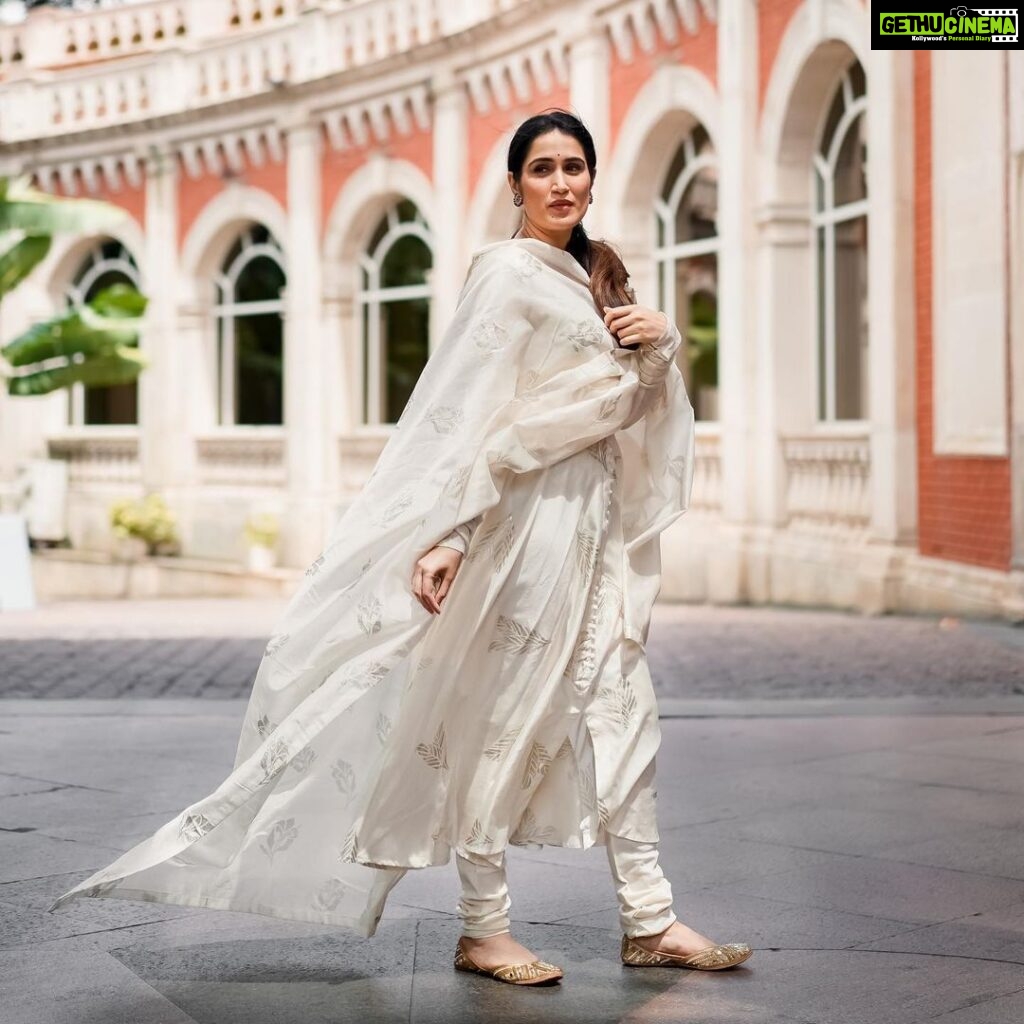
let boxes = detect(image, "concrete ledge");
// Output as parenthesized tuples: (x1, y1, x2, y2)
(661, 520, 1024, 623)
(30, 549, 302, 600)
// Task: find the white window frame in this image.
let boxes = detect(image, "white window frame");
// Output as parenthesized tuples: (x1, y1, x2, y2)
(812, 64, 868, 423)
(357, 205, 433, 425)
(211, 226, 286, 427)
(64, 240, 141, 427)
(652, 129, 719, 419)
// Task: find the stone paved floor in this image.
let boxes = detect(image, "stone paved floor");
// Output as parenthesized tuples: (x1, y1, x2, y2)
(1, 598, 1024, 1022)
(1, 597, 1022, 700)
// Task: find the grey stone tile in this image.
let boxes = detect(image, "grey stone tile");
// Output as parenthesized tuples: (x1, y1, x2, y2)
(107, 924, 419, 1024)
(907, 727, 1024, 764)
(0, 947, 200, 1023)
(0, 772, 73, 799)
(0, 831, 138, 884)
(802, 749, 1024, 795)
(554, 883, 919, 951)
(697, 949, 1024, 1024)
(31, 905, 332, 954)
(0, 785, 185, 836)
(815, 774, 1024, 832)
(688, 801, 956, 857)
(873, 823, 1024, 881)
(643, 830, 839, 891)
(920, 986, 1024, 1022)
(853, 898, 1024, 964)
(709, 851, 1024, 924)
(1, 871, 199, 949)
(30, 807, 192, 853)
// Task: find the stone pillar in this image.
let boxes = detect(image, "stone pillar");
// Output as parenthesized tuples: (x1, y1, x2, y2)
(282, 117, 327, 566)
(430, 69, 469, 345)
(713, 0, 759, 601)
(566, 18, 611, 238)
(1008, 52, 1024, 581)
(865, 48, 918, 547)
(139, 145, 190, 500)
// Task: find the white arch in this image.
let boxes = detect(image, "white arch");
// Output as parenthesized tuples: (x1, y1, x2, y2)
(179, 185, 288, 306)
(757, 0, 868, 207)
(43, 211, 146, 305)
(601, 62, 720, 296)
(466, 128, 519, 254)
(321, 155, 435, 297)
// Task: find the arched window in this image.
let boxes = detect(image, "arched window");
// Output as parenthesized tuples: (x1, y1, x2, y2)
(64, 239, 140, 426)
(358, 199, 433, 424)
(654, 123, 719, 422)
(813, 60, 868, 421)
(213, 224, 286, 426)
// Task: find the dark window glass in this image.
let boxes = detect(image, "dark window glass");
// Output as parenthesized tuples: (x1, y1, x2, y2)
(234, 313, 284, 425)
(79, 261, 139, 426)
(382, 296, 429, 423)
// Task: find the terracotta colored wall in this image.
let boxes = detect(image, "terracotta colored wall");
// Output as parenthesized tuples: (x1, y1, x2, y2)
(608, 13, 717, 155)
(466, 84, 572, 203)
(321, 118, 433, 236)
(40, 166, 145, 231)
(757, 0, 803, 114)
(177, 147, 288, 250)
(913, 51, 1011, 570)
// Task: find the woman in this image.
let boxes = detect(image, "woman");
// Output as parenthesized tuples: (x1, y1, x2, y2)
(48, 109, 752, 986)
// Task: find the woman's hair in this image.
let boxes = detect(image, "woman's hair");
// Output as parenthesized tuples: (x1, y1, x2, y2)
(507, 108, 637, 317)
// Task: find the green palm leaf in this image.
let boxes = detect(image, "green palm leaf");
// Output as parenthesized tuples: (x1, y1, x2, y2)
(0, 177, 129, 235)
(2, 285, 147, 367)
(0, 176, 150, 398)
(7, 348, 148, 396)
(0, 235, 52, 297)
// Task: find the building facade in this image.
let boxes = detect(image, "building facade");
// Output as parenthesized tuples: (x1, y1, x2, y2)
(0, 0, 1022, 619)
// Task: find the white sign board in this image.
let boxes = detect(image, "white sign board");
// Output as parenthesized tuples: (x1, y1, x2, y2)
(0, 513, 36, 611)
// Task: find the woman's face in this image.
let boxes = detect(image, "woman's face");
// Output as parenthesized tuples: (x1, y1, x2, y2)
(510, 130, 592, 243)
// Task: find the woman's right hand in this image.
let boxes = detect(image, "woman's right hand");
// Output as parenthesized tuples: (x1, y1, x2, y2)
(412, 545, 464, 615)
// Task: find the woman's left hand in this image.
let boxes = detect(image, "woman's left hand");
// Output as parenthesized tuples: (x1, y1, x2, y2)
(602, 304, 669, 348)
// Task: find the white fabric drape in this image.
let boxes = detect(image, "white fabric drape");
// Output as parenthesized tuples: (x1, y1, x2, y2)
(48, 237, 695, 938)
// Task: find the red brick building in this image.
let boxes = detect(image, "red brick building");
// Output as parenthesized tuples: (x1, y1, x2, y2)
(0, 0, 1021, 619)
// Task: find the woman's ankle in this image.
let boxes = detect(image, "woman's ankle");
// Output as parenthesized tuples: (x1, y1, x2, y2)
(461, 928, 512, 943)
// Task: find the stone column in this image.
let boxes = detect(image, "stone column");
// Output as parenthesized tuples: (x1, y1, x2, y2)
(430, 69, 469, 345)
(139, 145, 190, 500)
(282, 116, 327, 566)
(864, 48, 918, 550)
(1008, 52, 1024, 586)
(713, 0, 759, 602)
(566, 17, 611, 238)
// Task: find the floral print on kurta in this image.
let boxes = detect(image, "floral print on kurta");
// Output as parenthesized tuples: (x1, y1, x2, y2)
(46, 237, 695, 938)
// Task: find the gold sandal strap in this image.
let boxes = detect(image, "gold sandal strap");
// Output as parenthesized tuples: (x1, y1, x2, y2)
(492, 960, 561, 982)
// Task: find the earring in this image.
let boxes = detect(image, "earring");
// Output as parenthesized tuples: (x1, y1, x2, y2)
(589, 192, 594, 204)
(513, 193, 523, 207)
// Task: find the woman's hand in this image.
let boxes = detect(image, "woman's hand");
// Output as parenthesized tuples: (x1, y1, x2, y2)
(412, 545, 464, 615)
(602, 304, 669, 348)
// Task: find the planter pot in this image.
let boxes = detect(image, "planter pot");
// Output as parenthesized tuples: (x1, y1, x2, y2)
(247, 544, 277, 573)
(114, 536, 149, 562)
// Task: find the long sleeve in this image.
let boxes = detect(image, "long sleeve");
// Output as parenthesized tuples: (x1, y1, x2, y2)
(434, 513, 483, 556)
(635, 315, 682, 385)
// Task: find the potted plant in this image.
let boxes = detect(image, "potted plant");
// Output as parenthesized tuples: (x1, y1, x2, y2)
(110, 493, 179, 560)
(243, 512, 280, 572)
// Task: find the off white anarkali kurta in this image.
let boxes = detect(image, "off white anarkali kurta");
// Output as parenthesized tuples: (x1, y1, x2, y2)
(48, 237, 695, 937)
